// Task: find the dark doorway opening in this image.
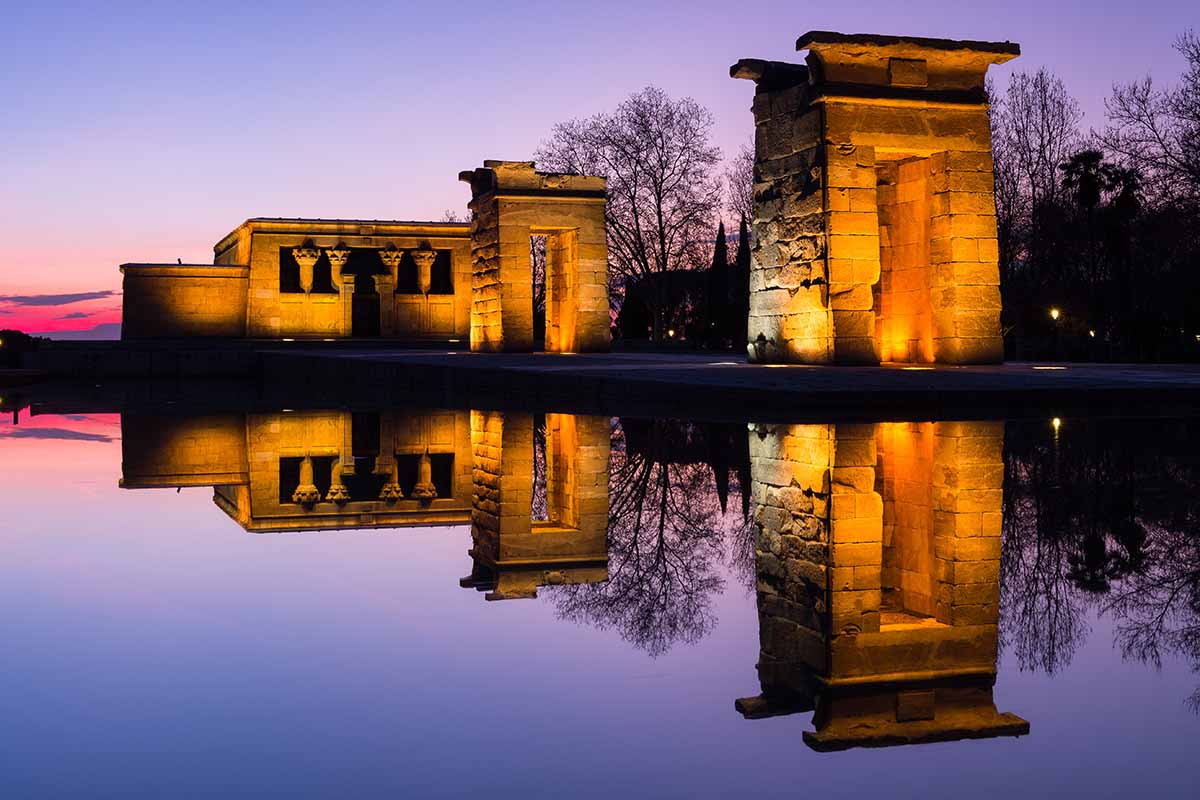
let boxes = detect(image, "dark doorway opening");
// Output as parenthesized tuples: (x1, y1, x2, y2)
(352, 272, 380, 337)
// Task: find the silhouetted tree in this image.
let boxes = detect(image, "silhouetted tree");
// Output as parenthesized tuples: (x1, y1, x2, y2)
(1099, 30, 1200, 205)
(706, 222, 729, 347)
(549, 419, 746, 656)
(724, 141, 754, 226)
(1001, 417, 1200, 706)
(731, 215, 751, 348)
(535, 86, 722, 343)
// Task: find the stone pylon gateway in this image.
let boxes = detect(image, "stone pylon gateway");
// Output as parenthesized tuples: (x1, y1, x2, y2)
(460, 161, 611, 354)
(733, 32, 1019, 364)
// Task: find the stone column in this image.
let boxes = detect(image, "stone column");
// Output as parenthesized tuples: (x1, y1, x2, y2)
(374, 273, 395, 335)
(411, 449, 438, 503)
(929, 153, 1004, 363)
(292, 455, 321, 507)
(468, 410, 534, 599)
(339, 272, 356, 336)
(292, 246, 320, 294)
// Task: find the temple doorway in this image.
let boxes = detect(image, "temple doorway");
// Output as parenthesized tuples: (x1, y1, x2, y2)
(352, 272, 380, 337)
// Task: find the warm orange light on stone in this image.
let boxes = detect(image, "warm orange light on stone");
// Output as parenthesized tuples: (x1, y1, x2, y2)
(459, 161, 610, 354)
(737, 418, 1026, 749)
(732, 31, 1018, 365)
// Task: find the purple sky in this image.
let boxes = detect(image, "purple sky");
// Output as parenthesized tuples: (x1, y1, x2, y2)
(1, 1, 1194, 331)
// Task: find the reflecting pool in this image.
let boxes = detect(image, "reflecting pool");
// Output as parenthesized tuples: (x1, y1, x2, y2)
(1, 403, 1196, 798)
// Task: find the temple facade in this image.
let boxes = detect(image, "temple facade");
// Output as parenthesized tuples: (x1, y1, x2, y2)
(733, 32, 1019, 364)
(120, 162, 611, 353)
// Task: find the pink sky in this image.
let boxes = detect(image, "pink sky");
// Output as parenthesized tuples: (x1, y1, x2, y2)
(2, 1, 1194, 335)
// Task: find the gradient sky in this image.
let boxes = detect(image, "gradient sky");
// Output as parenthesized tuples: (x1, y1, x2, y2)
(2, 1, 1194, 333)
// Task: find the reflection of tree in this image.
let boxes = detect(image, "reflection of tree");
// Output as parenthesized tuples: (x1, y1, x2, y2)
(1001, 417, 1200, 707)
(1001, 423, 1092, 674)
(1107, 520, 1200, 709)
(550, 419, 747, 657)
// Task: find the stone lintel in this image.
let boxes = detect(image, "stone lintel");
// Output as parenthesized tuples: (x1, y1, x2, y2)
(802, 711, 1029, 751)
(459, 160, 606, 199)
(796, 30, 1020, 60)
(794, 30, 1019, 98)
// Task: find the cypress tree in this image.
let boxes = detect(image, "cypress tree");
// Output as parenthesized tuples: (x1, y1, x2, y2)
(707, 221, 729, 347)
(732, 215, 752, 346)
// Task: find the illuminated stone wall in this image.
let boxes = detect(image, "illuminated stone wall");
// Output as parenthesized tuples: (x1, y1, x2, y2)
(120, 264, 248, 339)
(119, 413, 248, 488)
(738, 419, 1025, 749)
(464, 410, 610, 600)
(460, 162, 610, 353)
(732, 32, 1018, 364)
(213, 219, 472, 340)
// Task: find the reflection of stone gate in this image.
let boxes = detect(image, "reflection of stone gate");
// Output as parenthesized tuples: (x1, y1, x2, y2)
(733, 32, 1019, 364)
(460, 161, 611, 353)
(118, 407, 612, 598)
(461, 410, 610, 600)
(737, 420, 1027, 750)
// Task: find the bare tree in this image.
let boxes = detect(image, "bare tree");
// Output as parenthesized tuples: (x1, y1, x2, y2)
(535, 86, 723, 342)
(723, 141, 754, 226)
(1099, 30, 1200, 204)
(548, 420, 739, 656)
(1000, 69, 1084, 215)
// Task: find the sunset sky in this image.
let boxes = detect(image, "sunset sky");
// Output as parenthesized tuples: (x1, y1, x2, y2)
(2, 0, 1193, 335)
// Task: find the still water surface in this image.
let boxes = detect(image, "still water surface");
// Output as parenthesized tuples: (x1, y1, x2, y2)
(0, 407, 1196, 798)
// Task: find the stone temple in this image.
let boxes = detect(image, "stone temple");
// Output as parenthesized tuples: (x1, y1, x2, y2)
(120, 161, 611, 354)
(119, 31, 1019, 367)
(733, 31, 1019, 364)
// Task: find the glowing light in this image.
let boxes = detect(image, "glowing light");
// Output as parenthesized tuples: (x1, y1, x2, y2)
(1088, 330, 1096, 338)
(667, 328, 676, 338)
(322, 338, 335, 342)
(1049, 307, 1061, 321)
(1033, 365, 1067, 370)
(708, 361, 739, 366)
(282, 337, 295, 342)
(448, 338, 461, 343)
(1052, 417, 1062, 431)
(901, 366, 935, 371)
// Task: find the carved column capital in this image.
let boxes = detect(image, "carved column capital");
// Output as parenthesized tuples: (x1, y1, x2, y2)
(379, 247, 404, 283)
(292, 456, 322, 507)
(325, 246, 351, 284)
(410, 246, 437, 295)
(292, 247, 320, 294)
(411, 448, 438, 504)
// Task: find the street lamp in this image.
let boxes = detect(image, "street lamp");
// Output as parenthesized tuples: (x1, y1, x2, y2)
(1049, 307, 1061, 321)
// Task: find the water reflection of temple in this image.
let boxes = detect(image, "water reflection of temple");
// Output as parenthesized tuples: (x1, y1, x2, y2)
(737, 421, 1029, 750)
(119, 409, 609, 600)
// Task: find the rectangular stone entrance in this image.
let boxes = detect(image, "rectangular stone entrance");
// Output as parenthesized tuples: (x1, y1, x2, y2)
(460, 161, 610, 354)
(732, 31, 1019, 365)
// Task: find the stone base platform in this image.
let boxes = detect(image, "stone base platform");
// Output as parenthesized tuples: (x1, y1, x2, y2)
(16, 342, 1200, 422)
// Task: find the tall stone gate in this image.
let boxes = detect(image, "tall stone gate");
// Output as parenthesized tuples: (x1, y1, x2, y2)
(460, 161, 611, 353)
(733, 32, 1019, 364)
